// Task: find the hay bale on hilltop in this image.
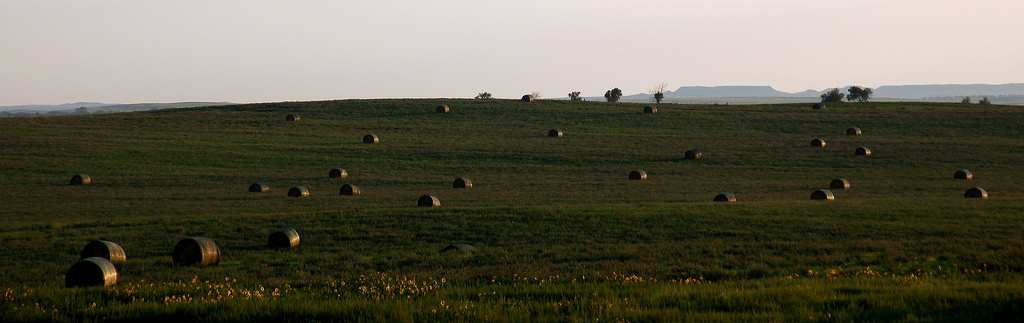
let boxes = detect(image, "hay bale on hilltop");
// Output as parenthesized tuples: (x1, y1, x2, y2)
(846, 127, 862, 136)
(436, 104, 450, 113)
(339, 184, 361, 196)
(79, 240, 126, 266)
(811, 138, 827, 148)
(855, 146, 872, 156)
(830, 178, 851, 190)
(249, 182, 270, 193)
(70, 174, 93, 186)
(172, 237, 220, 267)
(628, 170, 648, 181)
(288, 186, 311, 198)
(418, 195, 441, 207)
(453, 177, 473, 189)
(644, 106, 658, 114)
(363, 134, 380, 144)
(286, 114, 300, 122)
(521, 95, 533, 102)
(714, 192, 737, 203)
(548, 129, 564, 137)
(685, 149, 704, 160)
(965, 187, 988, 199)
(329, 168, 349, 179)
(65, 257, 118, 288)
(268, 228, 301, 249)
(954, 169, 974, 181)
(811, 189, 835, 201)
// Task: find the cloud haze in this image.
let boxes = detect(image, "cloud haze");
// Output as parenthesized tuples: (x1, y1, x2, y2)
(1, 0, 1021, 105)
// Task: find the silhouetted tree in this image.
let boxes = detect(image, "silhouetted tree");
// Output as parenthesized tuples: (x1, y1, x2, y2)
(474, 92, 493, 100)
(568, 91, 583, 102)
(820, 88, 845, 103)
(979, 97, 992, 105)
(846, 86, 873, 102)
(604, 88, 623, 103)
(961, 97, 972, 104)
(651, 83, 668, 104)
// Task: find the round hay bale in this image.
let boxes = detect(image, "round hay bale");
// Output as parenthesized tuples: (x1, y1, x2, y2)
(79, 240, 126, 266)
(684, 149, 704, 160)
(810, 189, 835, 201)
(362, 134, 380, 144)
(813, 103, 825, 110)
(440, 244, 476, 253)
(810, 138, 827, 148)
(339, 184, 361, 196)
(70, 174, 93, 186)
(285, 114, 300, 122)
(268, 228, 300, 249)
(329, 168, 349, 179)
(628, 170, 648, 181)
(830, 178, 851, 190)
(521, 95, 533, 102)
(249, 182, 270, 193)
(644, 106, 658, 114)
(418, 194, 441, 207)
(855, 146, 872, 156)
(172, 237, 220, 267)
(846, 127, 862, 136)
(954, 169, 973, 181)
(547, 129, 564, 137)
(453, 177, 473, 189)
(714, 192, 737, 203)
(288, 186, 311, 198)
(65, 257, 117, 288)
(965, 187, 988, 199)
(436, 104, 450, 113)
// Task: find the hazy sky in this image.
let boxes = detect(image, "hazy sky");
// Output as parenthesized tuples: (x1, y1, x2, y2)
(1, 0, 1022, 105)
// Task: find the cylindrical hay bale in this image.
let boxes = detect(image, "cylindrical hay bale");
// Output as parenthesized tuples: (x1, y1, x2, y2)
(329, 168, 349, 179)
(339, 184, 361, 196)
(954, 169, 974, 181)
(684, 149, 704, 160)
(628, 170, 648, 181)
(436, 104, 450, 113)
(453, 177, 473, 189)
(714, 192, 737, 203)
(644, 106, 658, 114)
(66, 257, 118, 288)
(268, 228, 301, 249)
(418, 195, 441, 207)
(547, 129, 564, 137)
(362, 134, 380, 144)
(70, 174, 93, 186)
(830, 178, 851, 190)
(846, 127, 862, 136)
(249, 182, 270, 193)
(285, 114, 300, 122)
(855, 146, 872, 156)
(288, 186, 311, 198)
(810, 138, 827, 148)
(79, 240, 126, 266)
(521, 95, 533, 102)
(965, 187, 988, 199)
(810, 189, 836, 201)
(173, 237, 220, 267)
(813, 103, 825, 110)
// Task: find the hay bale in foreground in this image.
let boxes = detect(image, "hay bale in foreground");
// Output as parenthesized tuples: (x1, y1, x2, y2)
(855, 146, 872, 156)
(846, 127, 862, 136)
(418, 195, 441, 207)
(362, 134, 380, 144)
(285, 114, 300, 122)
(329, 168, 349, 179)
(811, 138, 827, 148)
(65, 257, 118, 288)
(954, 169, 974, 181)
(70, 174, 93, 186)
(453, 177, 473, 189)
(685, 149, 704, 160)
(547, 129, 564, 137)
(521, 95, 533, 102)
(249, 182, 270, 193)
(830, 178, 851, 190)
(628, 170, 648, 181)
(810, 189, 835, 201)
(172, 237, 220, 267)
(714, 192, 737, 203)
(339, 184, 361, 196)
(440, 244, 476, 253)
(436, 104, 450, 113)
(644, 106, 658, 114)
(813, 103, 825, 110)
(965, 187, 988, 199)
(268, 228, 301, 249)
(288, 186, 311, 198)
(79, 240, 126, 266)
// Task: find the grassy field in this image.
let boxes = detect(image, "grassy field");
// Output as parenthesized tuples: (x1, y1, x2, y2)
(1, 99, 1023, 321)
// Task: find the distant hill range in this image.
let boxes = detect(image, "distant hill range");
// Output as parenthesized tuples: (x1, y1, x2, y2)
(616, 83, 1024, 104)
(0, 102, 233, 117)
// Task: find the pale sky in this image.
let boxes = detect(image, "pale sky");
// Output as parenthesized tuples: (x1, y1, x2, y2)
(1, 0, 1022, 105)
